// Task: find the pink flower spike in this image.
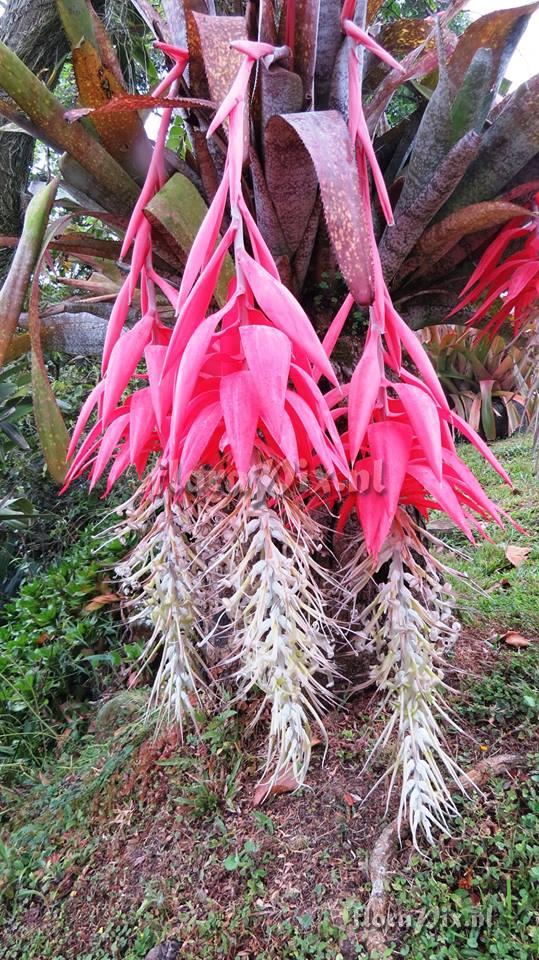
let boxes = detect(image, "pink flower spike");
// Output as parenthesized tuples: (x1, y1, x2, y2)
(344, 20, 405, 73)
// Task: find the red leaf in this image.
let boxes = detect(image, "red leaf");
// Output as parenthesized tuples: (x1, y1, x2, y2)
(64, 93, 215, 122)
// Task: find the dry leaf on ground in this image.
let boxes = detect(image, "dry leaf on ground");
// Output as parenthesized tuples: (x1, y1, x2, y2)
(505, 545, 531, 567)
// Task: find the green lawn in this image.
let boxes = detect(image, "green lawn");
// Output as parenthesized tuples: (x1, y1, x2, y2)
(436, 435, 539, 635)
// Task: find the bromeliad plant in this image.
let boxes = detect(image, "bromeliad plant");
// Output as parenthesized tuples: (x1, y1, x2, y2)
(422, 325, 530, 442)
(62, 3, 522, 848)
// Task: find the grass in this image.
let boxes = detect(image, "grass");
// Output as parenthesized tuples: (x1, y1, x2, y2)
(435, 435, 539, 634)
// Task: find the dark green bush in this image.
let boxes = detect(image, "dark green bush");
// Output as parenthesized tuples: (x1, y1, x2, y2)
(0, 528, 131, 778)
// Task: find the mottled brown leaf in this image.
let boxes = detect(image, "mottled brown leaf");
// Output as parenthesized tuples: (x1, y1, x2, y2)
(441, 75, 539, 215)
(412, 201, 529, 270)
(381, 130, 481, 283)
(448, 2, 539, 92)
(314, 0, 342, 107)
(266, 111, 374, 304)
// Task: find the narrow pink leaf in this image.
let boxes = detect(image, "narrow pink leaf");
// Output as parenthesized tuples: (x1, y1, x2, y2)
(163, 225, 235, 379)
(102, 279, 131, 373)
(278, 410, 300, 471)
(385, 297, 450, 411)
(407, 462, 475, 541)
(343, 20, 405, 73)
(238, 195, 281, 280)
(450, 411, 511, 485)
(285, 390, 336, 478)
(238, 251, 338, 385)
(89, 414, 130, 489)
(145, 344, 174, 437)
(240, 325, 291, 439)
(177, 174, 230, 310)
(356, 422, 412, 557)
(220, 370, 260, 482)
(179, 402, 223, 487)
(348, 330, 382, 462)
(395, 382, 443, 481)
(67, 381, 104, 461)
(169, 315, 220, 457)
(317, 294, 354, 380)
(105, 442, 132, 495)
(128, 216, 151, 298)
(128, 388, 156, 466)
(102, 313, 154, 426)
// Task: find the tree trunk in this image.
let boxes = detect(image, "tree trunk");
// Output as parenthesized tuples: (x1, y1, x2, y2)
(0, 1, 68, 280)
(0, 0, 111, 282)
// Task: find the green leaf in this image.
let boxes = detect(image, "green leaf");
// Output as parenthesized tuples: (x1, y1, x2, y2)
(0, 40, 139, 215)
(442, 75, 539, 214)
(0, 180, 59, 366)
(450, 48, 494, 144)
(479, 379, 496, 442)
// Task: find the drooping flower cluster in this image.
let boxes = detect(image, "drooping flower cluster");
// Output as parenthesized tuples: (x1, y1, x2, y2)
(452, 192, 539, 340)
(67, 22, 513, 842)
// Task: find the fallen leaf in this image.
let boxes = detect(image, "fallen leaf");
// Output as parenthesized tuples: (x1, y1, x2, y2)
(253, 768, 299, 805)
(343, 791, 360, 807)
(502, 631, 531, 648)
(505, 545, 531, 567)
(458, 866, 474, 889)
(83, 592, 120, 612)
